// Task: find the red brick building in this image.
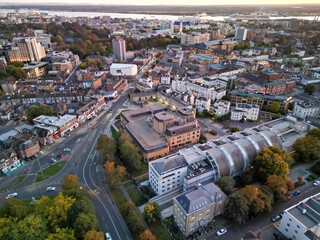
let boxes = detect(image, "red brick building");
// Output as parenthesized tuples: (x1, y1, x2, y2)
(16, 139, 40, 159)
(106, 79, 127, 94)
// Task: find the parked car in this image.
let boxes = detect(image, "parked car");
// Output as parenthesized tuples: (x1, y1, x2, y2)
(294, 191, 301, 196)
(50, 158, 57, 163)
(280, 211, 285, 218)
(65, 133, 70, 137)
(313, 180, 320, 186)
(57, 154, 64, 159)
(6, 192, 18, 199)
(105, 232, 112, 240)
(284, 196, 291, 202)
(46, 187, 56, 192)
(39, 151, 44, 155)
(92, 125, 97, 129)
(271, 215, 281, 222)
(274, 232, 282, 240)
(216, 228, 227, 236)
(63, 148, 71, 152)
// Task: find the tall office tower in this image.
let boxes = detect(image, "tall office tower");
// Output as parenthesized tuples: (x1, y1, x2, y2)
(112, 38, 127, 62)
(235, 27, 248, 41)
(6, 37, 46, 62)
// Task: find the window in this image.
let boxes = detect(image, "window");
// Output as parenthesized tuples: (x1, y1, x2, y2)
(285, 228, 288, 232)
(287, 223, 290, 227)
(289, 218, 292, 222)
(297, 225, 300, 229)
(294, 230, 298, 234)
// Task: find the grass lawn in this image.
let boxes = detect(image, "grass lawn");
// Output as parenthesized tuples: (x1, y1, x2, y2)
(0, 175, 26, 191)
(148, 99, 158, 103)
(121, 173, 130, 182)
(109, 187, 127, 210)
(110, 126, 118, 139)
(132, 162, 148, 178)
(127, 187, 142, 205)
(149, 220, 172, 240)
(34, 161, 66, 183)
(123, 181, 133, 188)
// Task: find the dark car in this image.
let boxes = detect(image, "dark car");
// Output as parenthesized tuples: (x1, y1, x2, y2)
(294, 191, 301, 196)
(274, 232, 282, 240)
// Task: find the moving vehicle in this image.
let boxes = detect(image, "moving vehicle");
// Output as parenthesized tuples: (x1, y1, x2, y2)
(57, 154, 64, 159)
(64, 148, 71, 152)
(271, 215, 281, 222)
(216, 228, 227, 236)
(105, 232, 112, 240)
(6, 192, 18, 199)
(46, 187, 56, 192)
(293, 191, 301, 196)
(50, 158, 57, 163)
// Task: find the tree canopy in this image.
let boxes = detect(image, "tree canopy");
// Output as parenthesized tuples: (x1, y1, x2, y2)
(104, 161, 126, 188)
(304, 83, 317, 95)
(293, 135, 320, 163)
(216, 176, 235, 195)
(27, 105, 53, 123)
(224, 193, 250, 224)
(144, 202, 160, 223)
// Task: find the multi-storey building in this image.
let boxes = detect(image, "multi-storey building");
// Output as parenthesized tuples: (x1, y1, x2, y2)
(231, 103, 260, 121)
(22, 61, 48, 78)
(293, 102, 320, 120)
(278, 193, 320, 240)
(0, 148, 21, 175)
(229, 91, 291, 111)
(112, 38, 127, 62)
(181, 33, 211, 45)
(16, 139, 40, 159)
(33, 114, 78, 137)
(195, 97, 211, 113)
(173, 182, 228, 236)
(1, 79, 17, 94)
(5, 37, 46, 63)
(213, 100, 230, 117)
(235, 27, 248, 41)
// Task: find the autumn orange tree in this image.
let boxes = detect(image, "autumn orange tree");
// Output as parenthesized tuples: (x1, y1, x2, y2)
(144, 202, 161, 223)
(121, 201, 135, 216)
(61, 175, 81, 192)
(266, 175, 288, 201)
(286, 180, 295, 191)
(139, 229, 156, 240)
(239, 185, 265, 216)
(253, 147, 289, 182)
(83, 230, 104, 240)
(103, 161, 126, 188)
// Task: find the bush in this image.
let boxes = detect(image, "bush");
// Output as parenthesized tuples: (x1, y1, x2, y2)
(310, 161, 320, 176)
(217, 112, 231, 122)
(199, 135, 207, 144)
(294, 180, 305, 188)
(230, 127, 240, 133)
(306, 173, 317, 181)
(209, 130, 217, 135)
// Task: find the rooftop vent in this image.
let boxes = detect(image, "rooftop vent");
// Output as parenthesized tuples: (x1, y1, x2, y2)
(302, 209, 307, 214)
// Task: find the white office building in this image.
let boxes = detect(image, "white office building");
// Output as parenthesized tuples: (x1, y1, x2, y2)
(110, 63, 138, 77)
(278, 193, 320, 240)
(235, 27, 247, 41)
(293, 102, 320, 120)
(195, 97, 211, 113)
(213, 100, 230, 117)
(231, 103, 259, 121)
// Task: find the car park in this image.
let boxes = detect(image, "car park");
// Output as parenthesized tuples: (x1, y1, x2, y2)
(216, 228, 227, 236)
(6, 192, 18, 199)
(271, 215, 281, 222)
(294, 191, 301, 196)
(46, 187, 56, 192)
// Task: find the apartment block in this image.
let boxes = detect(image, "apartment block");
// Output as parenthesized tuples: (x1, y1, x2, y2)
(213, 100, 230, 117)
(293, 102, 320, 120)
(231, 103, 260, 121)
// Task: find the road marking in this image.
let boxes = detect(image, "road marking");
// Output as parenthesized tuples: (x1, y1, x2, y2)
(82, 134, 123, 240)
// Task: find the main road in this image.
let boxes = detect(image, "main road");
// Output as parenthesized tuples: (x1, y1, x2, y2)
(0, 88, 134, 240)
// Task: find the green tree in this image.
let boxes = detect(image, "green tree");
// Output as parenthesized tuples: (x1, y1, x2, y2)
(7, 65, 26, 80)
(292, 136, 320, 163)
(127, 210, 145, 233)
(216, 176, 235, 195)
(104, 161, 126, 188)
(258, 186, 274, 212)
(268, 146, 294, 167)
(27, 105, 42, 123)
(224, 193, 250, 224)
(306, 128, 320, 140)
(144, 202, 161, 223)
(66, 198, 95, 227)
(0, 217, 17, 240)
(121, 201, 136, 216)
(266, 175, 288, 201)
(3, 198, 32, 219)
(303, 84, 317, 95)
(96, 60, 103, 70)
(45, 228, 76, 240)
(253, 147, 289, 182)
(83, 230, 104, 240)
(269, 102, 280, 114)
(73, 213, 99, 240)
(10, 214, 49, 240)
(119, 140, 142, 173)
(41, 105, 53, 116)
(35, 193, 76, 230)
(96, 134, 117, 162)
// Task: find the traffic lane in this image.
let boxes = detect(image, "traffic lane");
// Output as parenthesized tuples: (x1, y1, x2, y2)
(207, 182, 320, 240)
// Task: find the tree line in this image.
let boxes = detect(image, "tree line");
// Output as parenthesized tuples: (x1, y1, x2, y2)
(0, 174, 103, 240)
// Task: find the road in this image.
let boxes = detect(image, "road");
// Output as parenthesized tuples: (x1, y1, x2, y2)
(203, 180, 320, 240)
(0, 88, 134, 240)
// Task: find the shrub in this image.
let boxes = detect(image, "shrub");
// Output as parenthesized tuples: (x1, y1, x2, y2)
(230, 127, 240, 133)
(209, 130, 217, 135)
(306, 173, 317, 181)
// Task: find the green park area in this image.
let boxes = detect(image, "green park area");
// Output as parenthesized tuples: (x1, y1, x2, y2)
(34, 161, 66, 183)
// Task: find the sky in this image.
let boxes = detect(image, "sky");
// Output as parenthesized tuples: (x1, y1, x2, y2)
(5, 0, 320, 5)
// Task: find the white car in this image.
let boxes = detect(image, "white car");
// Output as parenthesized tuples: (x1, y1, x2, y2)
(6, 192, 18, 199)
(313, 180, 320, 186)
(105, 232, 112, 240)
(46, 187, 56, 192)
(216, 228, 227, 236)
(50, 158, 57, 163)
(39, 151, 44, 155)
(64, 148, 71, 152)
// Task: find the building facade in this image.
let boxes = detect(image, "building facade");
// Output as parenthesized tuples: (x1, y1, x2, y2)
(293, 102, 320, 120)
(231, 103, 260, 121)
(112, 38, 127, 62)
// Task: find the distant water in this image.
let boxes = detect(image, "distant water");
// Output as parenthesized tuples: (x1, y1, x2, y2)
(0, 9, 316, 21)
